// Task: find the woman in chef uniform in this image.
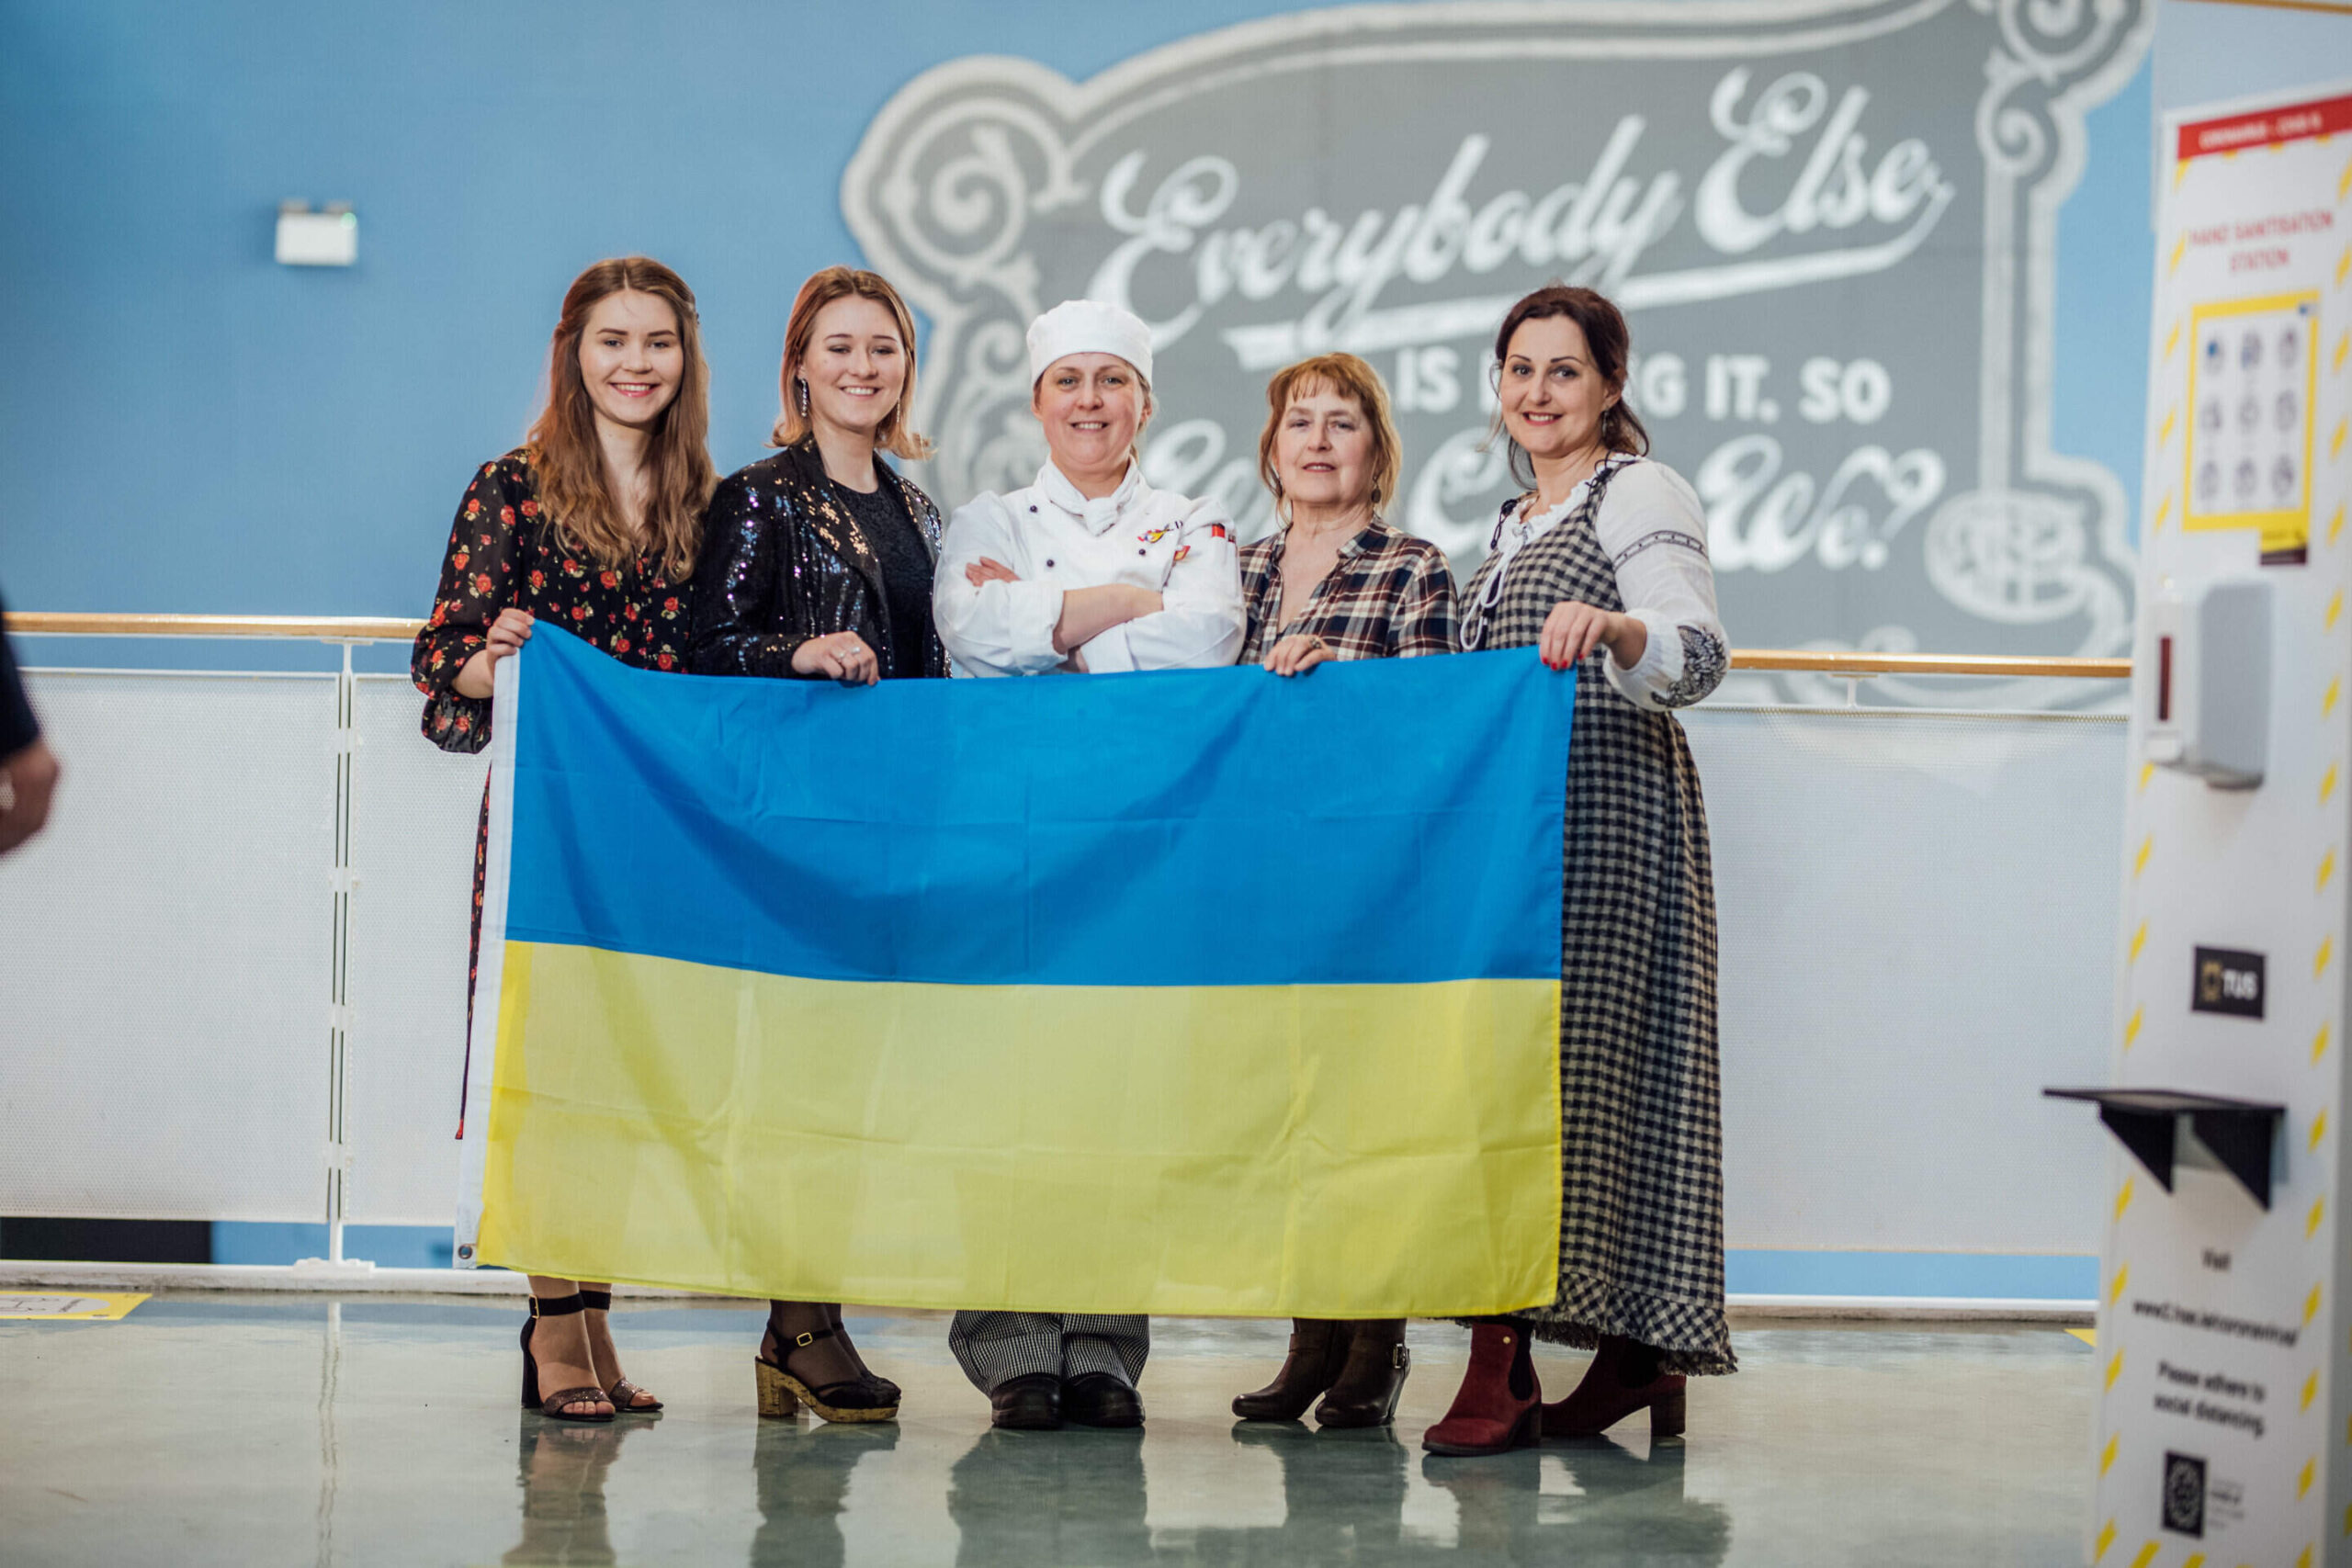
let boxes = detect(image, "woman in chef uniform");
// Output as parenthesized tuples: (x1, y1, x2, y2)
(931, 298, 1245, 1430)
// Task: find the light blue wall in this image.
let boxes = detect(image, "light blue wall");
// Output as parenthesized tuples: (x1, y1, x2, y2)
(2154, 0, 2352, 116)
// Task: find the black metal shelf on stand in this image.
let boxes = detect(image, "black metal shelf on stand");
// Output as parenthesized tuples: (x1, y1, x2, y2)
(2043, 1088, 2285, 1210)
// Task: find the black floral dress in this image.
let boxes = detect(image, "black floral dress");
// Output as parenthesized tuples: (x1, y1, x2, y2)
(411, 448, 695, 1132)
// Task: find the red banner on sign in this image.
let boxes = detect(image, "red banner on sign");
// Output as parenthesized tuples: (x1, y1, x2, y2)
(2178, 93, 2352, 162)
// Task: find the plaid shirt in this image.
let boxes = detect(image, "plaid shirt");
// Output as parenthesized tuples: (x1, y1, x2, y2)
(1238, 518, 1460, 663)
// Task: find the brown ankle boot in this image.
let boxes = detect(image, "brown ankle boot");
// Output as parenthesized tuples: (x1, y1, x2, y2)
(1233, 1319, 1351, 1421)
(1542, 1334, 1685, 1438)
(1314, 1319, 1408, 1427)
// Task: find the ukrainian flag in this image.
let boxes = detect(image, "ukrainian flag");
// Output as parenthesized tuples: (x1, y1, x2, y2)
(457, 625, 1570, 1318)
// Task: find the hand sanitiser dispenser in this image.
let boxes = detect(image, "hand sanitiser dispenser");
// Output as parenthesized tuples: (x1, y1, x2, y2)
(2143, 577, 2272, 790)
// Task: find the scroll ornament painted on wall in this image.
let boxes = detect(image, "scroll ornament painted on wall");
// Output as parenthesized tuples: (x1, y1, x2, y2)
(843, 0, 2153, 705)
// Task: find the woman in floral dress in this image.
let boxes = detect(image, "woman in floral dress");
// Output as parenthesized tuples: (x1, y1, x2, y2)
(412, 255, 716, 1423)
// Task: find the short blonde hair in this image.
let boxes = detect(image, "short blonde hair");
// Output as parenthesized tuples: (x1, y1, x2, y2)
(1257, 353, 1403, 513)
(771, 266, 933, 459)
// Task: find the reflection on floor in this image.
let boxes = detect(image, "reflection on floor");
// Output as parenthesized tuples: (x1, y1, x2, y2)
(0, 1296, 2092, 1565)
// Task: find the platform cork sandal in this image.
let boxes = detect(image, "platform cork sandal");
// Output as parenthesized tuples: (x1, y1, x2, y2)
(754, 1324, 898, 1425)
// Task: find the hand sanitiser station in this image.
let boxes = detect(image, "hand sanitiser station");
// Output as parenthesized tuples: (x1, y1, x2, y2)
(2049, 81, 2352, 1564)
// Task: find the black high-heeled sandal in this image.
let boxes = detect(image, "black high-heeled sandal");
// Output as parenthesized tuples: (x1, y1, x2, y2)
(756, 1317, 899, 1425)
(521, 1293, 614, 1422)
(578, 1290, 662, 1414)
(830, 1305, 900, 1406)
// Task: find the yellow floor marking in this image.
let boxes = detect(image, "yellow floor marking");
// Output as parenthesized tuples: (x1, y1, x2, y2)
(2140, 761, 2156, 793)
(2305, 1371, 2320, 1412)
(2130, 1542, 2158, 1568)
(2117, 1179, 2136, 1221)
(2124, 1008, 2143, 1048)
(2324, 763, 2340, 805)
(2170, 234, 2188, 275)
(2301, 1457, 2317, 1499)
(2321, 849, 2336, 893)
(2314, 1109, 2330, 1150)
(2095, 1519, 2116, 1562)
(2336, 329, 2350, 373)
(2319, 1022, 2334, 1065)
(2154, 494, 2172, 534)
(2135, 836, 2153, 877)
(2100, 1431, 2119, 1473)
(2331, 591, 2345, 630)
(0, 1291, 147, 1320)
(2106, 1348, 2126, 1390)
(2165, 318, 2182, 359)
(2110, 1264, 2131, 1304)
(2312, 1195, 2328, 1238)
(2320, 936, 2336, 979)
(2159, 407, 2177, 447)
(2307, 1284, 2324, 1327)
(2130, 922, 2148, 964)
(2069, 1327, 2098, 1348)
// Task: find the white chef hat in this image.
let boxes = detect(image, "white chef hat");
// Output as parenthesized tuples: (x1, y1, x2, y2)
(1026, 299, 1153, 387)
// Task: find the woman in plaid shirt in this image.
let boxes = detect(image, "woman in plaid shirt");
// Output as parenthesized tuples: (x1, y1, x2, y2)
(1229, 353, 1456, 1431)
(1235, 353, 1458, 677)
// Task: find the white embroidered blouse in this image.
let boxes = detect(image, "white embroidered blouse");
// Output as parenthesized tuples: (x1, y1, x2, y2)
(1470, 455, 1725, 712)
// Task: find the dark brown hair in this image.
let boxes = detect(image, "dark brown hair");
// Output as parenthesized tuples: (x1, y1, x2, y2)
(1257, 353, 1404, 514)
(525, 256, 715, 581)
(1489, 285, 1648, 491)
(772, 265, 933, 459)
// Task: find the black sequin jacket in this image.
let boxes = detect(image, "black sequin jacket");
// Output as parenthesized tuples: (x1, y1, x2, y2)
(688, 441, 949, 681)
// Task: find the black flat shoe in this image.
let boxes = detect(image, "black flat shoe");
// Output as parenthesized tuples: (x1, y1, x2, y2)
(1063, 1372, 1143, 1428)
(989, 1372, 1062, 1430)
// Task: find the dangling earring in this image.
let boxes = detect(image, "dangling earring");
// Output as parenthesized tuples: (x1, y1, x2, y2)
(796, 378, 810, 417)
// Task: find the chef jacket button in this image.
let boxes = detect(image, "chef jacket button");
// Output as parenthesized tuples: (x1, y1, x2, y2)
(1028, 505, 1038, 513)
(1137, 547, 1147, 556)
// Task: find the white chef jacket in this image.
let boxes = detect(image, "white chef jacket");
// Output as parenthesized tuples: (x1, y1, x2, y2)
(933, 460, 1245, 677)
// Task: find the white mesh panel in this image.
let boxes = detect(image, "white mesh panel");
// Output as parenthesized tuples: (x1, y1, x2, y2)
(338, 676, 487, 1225)
(1689, 707, 2125, 1256)
(0, 671, 335, 1221)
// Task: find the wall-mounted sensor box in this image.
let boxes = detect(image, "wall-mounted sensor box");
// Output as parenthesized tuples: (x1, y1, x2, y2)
(2144, 577, 2272, 790)
(276, 202, 356, 266)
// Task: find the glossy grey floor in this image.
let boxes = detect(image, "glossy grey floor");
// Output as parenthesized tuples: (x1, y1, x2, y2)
(0, 1295, 2093, 1565)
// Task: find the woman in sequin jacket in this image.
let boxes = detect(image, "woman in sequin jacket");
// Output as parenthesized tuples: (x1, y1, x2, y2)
(688, 267, 942, 1427)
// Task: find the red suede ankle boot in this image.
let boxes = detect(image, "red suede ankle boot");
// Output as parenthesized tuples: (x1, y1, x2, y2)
(1421, 1319, 1542, 1457)
(1542, 1334, 1685, 1438)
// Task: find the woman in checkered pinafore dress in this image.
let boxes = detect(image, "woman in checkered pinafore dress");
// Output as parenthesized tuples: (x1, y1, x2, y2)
(1424, 287, 1734, 1460)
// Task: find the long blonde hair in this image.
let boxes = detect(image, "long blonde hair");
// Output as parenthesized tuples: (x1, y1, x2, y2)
(524, 256, 716, 581)
(770, 266, 933, 459)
